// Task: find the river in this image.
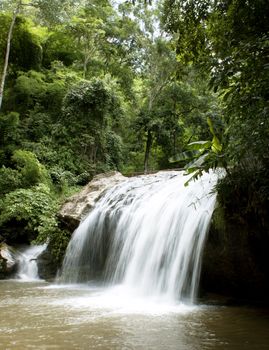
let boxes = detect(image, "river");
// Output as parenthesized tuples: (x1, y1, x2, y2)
(1, 280, 269, 350)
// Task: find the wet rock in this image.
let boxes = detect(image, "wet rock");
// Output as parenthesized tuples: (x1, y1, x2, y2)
(37, 248, 58, 281)
(0, 243, 18, 278)
(58, 171, 126, 231)
(201, 206, 269, 304)
(0, 255, 7, 279)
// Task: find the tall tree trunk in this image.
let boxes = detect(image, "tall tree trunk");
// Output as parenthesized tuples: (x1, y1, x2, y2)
(0, 5, 20, 111)
(143, 129, 152, 174)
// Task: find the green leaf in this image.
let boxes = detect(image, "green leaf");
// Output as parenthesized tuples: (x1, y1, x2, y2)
(169, 150, 200, 163)
(185, 152, 210, 171)
(207, 117, 215, 136)
(211, 136, 222, 153)
(187, 140, 211, 150)
(184, 169, 203, 187)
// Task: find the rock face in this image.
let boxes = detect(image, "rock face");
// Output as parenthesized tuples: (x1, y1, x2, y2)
(200, 206, 269, 304)
(0, 243, 18, 278)
(58, 171, 127, 231)
(37, 248, 58, 281)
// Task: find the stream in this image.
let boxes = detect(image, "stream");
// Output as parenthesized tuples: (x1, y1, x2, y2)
(1, 280, 269, 350)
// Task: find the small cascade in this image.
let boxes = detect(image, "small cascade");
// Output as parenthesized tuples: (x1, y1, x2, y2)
(16, 244, 47, 281)
(59, 170, 221, 303)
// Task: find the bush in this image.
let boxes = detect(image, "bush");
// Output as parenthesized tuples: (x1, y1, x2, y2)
(0, 184, 56, 242)
(217, 157, 269, 223)
(0, 183, 71, 262)
(0, 167, 22, 195)
(12, 149, 48, 187)
(48, 166, 77, 193)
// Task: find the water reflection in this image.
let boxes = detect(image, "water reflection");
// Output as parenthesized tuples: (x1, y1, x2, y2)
(0, 281, 269, 349)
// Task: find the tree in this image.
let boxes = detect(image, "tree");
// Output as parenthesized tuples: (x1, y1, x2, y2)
(162, 0, 269, 219)
(67, 2, 109, 79)
(134, 37, 178, 173)
(162, 0, 269, 166)
(0, 0, 71, 111)
(0, 5, 18, 110)
(60, 77, 123, 169)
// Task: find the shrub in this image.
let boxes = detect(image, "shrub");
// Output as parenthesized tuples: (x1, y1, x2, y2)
(0, 184, 55, 241)
(12, 149, 48, 187)
(0, 167, 22, 195)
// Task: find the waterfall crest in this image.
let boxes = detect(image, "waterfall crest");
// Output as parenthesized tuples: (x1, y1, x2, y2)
(59, 170, 220, 303)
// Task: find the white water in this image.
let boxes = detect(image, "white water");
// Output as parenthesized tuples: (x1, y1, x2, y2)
(16, 244, 47, 281)
(59, 170, 220, 304)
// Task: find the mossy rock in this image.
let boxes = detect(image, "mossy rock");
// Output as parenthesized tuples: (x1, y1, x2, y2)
(201, 204, 269, 304)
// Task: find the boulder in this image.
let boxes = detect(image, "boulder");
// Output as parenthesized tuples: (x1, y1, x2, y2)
(37, 248, 58, 281)
(58, 171, 127, 231)
(0, 243, 18, 278)
(200, 206, 269, 305)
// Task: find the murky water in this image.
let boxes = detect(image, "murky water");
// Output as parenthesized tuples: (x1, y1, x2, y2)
(1, 281, 269, 350)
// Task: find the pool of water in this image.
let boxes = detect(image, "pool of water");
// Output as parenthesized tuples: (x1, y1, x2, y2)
(0, 280, 269, 350)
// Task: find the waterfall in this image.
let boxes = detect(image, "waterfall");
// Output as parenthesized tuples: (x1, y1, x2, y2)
(16, 244, 47, 281)
(59, 170, 220, 303)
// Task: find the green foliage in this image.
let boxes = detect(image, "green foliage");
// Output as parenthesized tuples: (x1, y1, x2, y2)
(8, 69, 69, 115)
(162, 0, 269, 229)
(105, 131, 123, 170)
(0, 111, 20, 164)
(162, 0, 269, 166)
(63, 79, 112, 124)
(0, 0, 73, 24)
(48, 166, 77, 193)
(0, 184, 54, 241)
(161, 0, 210, 63)
(0, 14, 42, 72)
(0, 182, 71, 261)
(12, 71, 47, 109)
(0, 166, 22, 195)
(169, 117, 227, 185)
(60, 77, 124, 169)
(43, 30, 79, 67)
(12, 149, 48, 187)
(217, 158, 269, 224)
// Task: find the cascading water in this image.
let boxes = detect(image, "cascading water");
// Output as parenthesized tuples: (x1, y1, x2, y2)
(59, 170, 220, 303)
(16, 244, 47, 281)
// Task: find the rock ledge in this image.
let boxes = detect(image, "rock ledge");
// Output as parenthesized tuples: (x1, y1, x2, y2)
(58, 171, 126, 231)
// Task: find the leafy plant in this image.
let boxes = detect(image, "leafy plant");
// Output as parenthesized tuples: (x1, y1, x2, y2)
(0, 183, 71, 262)
(169, 117, 227, 185)
(12, 149, 48, 187)
(0, 166, 22, 195)
(0, 184, 55, 241)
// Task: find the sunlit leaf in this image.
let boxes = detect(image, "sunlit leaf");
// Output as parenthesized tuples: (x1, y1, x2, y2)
(187, 140, 211, 150)
(211, 136, 222, 153)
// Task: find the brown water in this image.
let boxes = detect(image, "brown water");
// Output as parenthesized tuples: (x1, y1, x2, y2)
(0, 281, 269, 350)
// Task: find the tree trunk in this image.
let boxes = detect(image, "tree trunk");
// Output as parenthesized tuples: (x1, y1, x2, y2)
(0, 5, 20, 111)
(143, 130, 152, 174)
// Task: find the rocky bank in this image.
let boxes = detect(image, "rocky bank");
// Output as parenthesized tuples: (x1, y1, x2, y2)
(58, 171, 127, 231)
